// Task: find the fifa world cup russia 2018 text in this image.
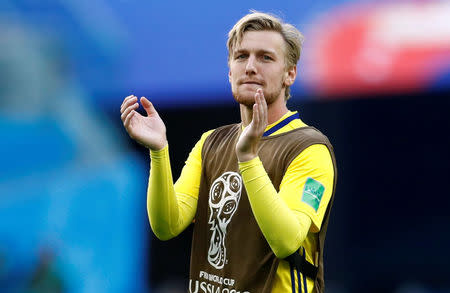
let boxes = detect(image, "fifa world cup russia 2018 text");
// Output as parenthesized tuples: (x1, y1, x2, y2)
(189, 271, 250, 293)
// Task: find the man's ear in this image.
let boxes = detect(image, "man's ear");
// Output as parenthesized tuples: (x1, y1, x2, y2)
(284, 65, 297, 86)
(228, 70, 232, 83)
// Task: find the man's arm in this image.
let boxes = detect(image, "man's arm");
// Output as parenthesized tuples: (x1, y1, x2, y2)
(239, 145, 334, 258)
(147, 146, 193, 240)
(235, 90, 333, 258)
(120, 95, 206, 240)
(147, 130, 213, 240)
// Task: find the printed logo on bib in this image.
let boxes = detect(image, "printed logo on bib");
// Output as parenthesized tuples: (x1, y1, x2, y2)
(190, 271, 250, 293)
(207, 171, 242, 269)
(301, 177, 325, 212)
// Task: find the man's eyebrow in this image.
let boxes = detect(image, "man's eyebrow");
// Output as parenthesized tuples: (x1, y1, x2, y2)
(233, 49, 276, 55)
(233, 49, 248, 55)
(259, 49, 277, 55)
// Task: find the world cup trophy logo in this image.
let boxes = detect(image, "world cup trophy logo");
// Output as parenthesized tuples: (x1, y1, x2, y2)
(207, 171, 242, 269)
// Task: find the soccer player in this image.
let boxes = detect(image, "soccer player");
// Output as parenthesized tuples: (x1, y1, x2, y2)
(120, 11, 337, 293)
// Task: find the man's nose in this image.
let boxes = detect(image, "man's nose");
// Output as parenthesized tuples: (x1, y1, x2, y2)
(245, 55, 257, 75)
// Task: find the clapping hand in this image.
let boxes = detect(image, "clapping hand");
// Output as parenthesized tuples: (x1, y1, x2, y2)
(120, 95, 167, 150)
(235, 89, 268, 162)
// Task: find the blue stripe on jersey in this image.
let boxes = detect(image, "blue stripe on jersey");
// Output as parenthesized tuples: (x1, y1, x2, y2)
(290, 263, 296, 293)
(297, 266, 301, 293)
(302, 247, 308, 293)
(262, 112, 300, 137)
(303, 272, 307, 293)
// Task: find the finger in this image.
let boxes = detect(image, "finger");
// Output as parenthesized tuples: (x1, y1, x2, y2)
(141, 96, 158, 117)
(121, 95, 137, 113)
(120, 95, 135, 111)
(258, 89, 268, 126)
(257, 90, 263, 114)
(252, 94, 260, 129)
(121, 102, 139, 122)
(123, 94, 134, 102)
(123, 109, 136, 129)
(255, 90, 264, 130)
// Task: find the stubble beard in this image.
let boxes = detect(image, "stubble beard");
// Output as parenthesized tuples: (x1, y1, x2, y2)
(232, 81, 286, 108)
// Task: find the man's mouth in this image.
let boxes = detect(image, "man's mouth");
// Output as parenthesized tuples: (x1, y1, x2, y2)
(241, 81, 263, 85)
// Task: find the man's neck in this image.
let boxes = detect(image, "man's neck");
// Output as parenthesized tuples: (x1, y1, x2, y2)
(240, 98, 289, 127)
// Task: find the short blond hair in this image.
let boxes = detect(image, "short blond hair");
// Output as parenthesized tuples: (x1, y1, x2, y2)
(227, 11, 304, 100)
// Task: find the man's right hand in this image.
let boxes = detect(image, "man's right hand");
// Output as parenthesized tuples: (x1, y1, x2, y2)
(120, 95, 168, 150)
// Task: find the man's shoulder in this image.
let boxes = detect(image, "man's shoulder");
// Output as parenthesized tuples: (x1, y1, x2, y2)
(296, 127, 333, 151)
(269, 125, 330, 143)
(296, 126, 329, 140)
(199, 123, 241, 155)
(214, 122, 241, 132)
(262, 126, 334, 162)
(205, 123, 241, 140)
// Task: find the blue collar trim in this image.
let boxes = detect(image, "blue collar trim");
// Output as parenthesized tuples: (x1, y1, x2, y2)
(262, 112, 300, 137)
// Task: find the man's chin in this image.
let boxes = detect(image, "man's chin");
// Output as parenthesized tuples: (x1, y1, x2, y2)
(233, 95, 256, 107)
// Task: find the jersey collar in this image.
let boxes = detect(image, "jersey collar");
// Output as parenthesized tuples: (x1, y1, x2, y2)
(263, 111, 300, 137)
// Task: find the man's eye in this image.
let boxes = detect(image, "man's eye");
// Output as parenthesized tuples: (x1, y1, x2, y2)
(236, 54, 247, 60)
(263, 55, 273, 61)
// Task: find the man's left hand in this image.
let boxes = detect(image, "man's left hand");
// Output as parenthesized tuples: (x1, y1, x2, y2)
(236, 89, 268, 162)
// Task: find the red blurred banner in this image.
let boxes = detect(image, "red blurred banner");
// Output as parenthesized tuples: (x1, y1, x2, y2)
(302, 1, 450, 98)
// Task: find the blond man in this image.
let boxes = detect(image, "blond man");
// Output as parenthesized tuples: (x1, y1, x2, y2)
(120, 11, 336, 293)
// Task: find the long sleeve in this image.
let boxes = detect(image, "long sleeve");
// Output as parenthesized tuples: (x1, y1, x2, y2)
(147, 130, 214, 240)
(239, 157, 312, 258)
(147, 146, 197, 240)
(238, 143, 334, 258)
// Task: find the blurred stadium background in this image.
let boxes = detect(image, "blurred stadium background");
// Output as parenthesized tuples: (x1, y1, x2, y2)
(1, 0, 449, 292)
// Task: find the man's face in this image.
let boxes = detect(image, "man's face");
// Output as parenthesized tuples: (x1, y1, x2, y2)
(228, 30, 296, 107)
